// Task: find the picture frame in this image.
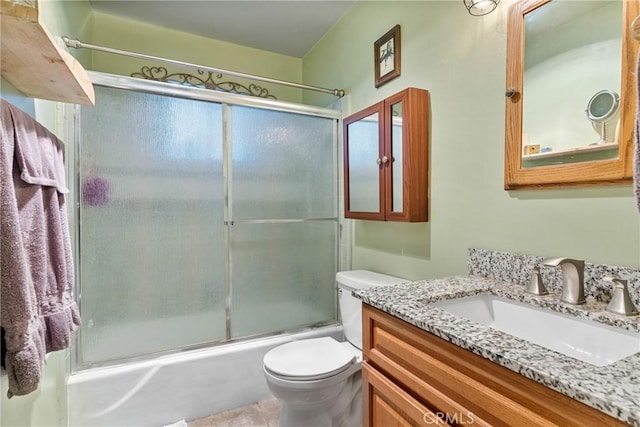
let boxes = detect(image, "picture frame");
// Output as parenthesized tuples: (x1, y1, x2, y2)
(374, 25, 401, 88)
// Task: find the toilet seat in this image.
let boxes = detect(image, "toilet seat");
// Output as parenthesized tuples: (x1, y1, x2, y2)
(264, 337, 358, 381)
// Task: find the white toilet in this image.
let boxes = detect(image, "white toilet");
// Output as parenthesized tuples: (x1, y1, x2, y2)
(263, 270, 406, 427)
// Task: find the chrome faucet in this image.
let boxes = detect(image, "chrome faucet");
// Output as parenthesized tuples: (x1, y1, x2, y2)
(541, 257, 586, 305)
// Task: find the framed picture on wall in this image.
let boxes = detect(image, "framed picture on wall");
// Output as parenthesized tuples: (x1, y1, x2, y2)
(374, 25, 401, 88)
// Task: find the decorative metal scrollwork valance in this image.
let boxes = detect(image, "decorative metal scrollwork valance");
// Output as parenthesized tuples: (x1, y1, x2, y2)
(131, 66, 277, 99)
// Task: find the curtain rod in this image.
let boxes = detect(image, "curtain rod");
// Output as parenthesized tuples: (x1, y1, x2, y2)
(63, 37, 345, 97)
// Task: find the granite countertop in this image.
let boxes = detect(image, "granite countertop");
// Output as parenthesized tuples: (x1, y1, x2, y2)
(354, 275, 640, 426)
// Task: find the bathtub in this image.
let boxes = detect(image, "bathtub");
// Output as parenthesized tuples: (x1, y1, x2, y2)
(67, 325, 343, 426)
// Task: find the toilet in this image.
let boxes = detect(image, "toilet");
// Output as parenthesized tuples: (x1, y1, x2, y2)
(263, 270, 407, 427)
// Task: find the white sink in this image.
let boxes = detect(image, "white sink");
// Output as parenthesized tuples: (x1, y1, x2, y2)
(432, 294, 640, 366)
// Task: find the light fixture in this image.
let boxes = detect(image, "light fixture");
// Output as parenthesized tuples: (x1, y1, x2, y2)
(463, 0, 500, 16)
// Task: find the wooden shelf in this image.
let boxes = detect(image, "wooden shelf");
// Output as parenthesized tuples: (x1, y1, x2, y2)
(1, 0, 95, 106)
(523, 141, 618, 160)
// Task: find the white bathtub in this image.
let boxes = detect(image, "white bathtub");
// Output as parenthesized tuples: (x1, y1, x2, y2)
(67, 325, 343, 426)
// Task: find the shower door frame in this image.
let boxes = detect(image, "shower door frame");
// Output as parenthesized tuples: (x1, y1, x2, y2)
(72, 71, 342, 371)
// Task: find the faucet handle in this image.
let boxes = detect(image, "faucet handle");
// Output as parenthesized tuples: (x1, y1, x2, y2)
(525, 267, 549, 296)
(605, 277, 639, 316)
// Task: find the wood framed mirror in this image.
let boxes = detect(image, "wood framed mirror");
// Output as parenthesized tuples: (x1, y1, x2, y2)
(504, 0, 639, 190)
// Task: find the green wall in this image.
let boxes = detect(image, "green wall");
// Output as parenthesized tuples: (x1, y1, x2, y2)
(91, 12, 304, 103)
(38, 0, 93, 68)
(303, 0, 640, 280)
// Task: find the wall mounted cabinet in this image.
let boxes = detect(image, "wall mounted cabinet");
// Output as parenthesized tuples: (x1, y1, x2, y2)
(343, 87, 429, 222)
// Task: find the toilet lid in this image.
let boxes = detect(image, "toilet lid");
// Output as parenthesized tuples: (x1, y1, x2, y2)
(264, 337, 357, 381)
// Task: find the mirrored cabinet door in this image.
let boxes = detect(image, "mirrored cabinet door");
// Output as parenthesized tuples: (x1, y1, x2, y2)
(344, 102, 385, 220)
(389, 101, 404, 214)
(384, 88, 429, 222)
(504, 0, 638, 189)
(344, 87, 429, 222)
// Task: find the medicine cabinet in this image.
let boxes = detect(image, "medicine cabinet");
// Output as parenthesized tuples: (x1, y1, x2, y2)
(504, 0, 638, 189)
(343, 87, 429, 221)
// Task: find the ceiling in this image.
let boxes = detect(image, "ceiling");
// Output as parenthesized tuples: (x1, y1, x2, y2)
(89, 0, 355, 58)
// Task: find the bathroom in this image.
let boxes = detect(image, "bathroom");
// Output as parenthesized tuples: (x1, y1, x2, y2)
(1, 0, 639, 426)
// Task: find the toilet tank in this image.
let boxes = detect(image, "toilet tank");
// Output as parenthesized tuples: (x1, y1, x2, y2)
(336, 270, 407, 350)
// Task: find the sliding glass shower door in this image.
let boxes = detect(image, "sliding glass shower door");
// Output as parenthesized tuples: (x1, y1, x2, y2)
(228, 106, 337, 338)
(77, 79, 338, 367)
(78, 87, 226, 364)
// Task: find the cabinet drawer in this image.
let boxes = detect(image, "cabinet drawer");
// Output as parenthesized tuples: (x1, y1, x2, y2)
(363, 362, 449, 426)
(362, 304, 626, 427)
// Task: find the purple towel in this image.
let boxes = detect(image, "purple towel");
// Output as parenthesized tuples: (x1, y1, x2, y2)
(13, 113, 69, 194)
(0, 100, 80, 398)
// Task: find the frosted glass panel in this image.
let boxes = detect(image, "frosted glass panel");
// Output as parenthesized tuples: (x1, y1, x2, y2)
(77, 83, 339, 367)
(79, 86, 225, 364)
(346, 113, 380, 212)
(230, 222, 337, 338)
(230, 105, 338, 338)
(232, 106, 337, 219)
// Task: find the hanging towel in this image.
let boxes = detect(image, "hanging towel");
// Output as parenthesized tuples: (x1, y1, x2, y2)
(0, 100, 80, 398)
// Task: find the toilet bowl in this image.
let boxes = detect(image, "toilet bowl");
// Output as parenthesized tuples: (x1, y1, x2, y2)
(263, 271, 407, 427)
(264, 337, 363, 427)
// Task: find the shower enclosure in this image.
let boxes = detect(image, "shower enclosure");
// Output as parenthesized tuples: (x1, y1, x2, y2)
(75, 72, 340, 368)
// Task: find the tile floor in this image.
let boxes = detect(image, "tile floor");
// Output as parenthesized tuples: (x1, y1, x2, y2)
(188, 399, 281, 427)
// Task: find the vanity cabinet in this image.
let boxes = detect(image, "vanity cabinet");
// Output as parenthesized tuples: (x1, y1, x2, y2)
(362, 304, 625, 427)
(343, 88, 429, 222)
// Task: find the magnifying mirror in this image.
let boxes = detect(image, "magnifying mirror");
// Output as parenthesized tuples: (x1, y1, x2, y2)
(586, 89, 620, 145)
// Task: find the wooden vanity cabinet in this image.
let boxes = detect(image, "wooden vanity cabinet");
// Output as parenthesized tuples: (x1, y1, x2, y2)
(343, 88, 429, 222)
(362, 304, 626, 427)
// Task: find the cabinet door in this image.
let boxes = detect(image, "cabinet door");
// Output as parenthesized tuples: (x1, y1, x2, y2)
(384, 96, 405, 219)
(363, 362, 449, 427)
(344, 102, 385, 220)
(384, 88, 429, 222)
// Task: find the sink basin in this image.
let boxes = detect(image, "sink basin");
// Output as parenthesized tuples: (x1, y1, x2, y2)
(432, 294, 640, 366)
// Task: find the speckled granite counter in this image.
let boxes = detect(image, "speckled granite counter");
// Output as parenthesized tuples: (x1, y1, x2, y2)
(353, 251, 640, 425)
